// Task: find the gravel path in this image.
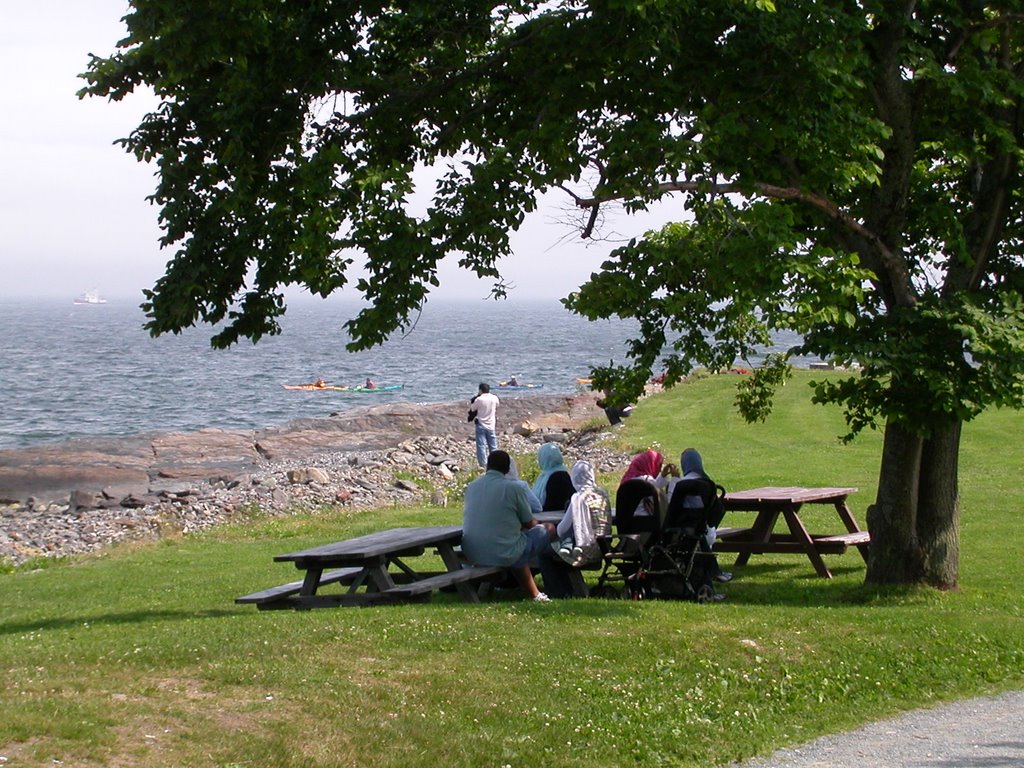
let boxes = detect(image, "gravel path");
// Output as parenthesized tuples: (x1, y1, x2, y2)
(733, 689, 1024, 767)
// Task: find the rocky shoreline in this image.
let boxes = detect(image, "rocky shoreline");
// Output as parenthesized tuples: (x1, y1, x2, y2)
(0, 393, 631, 566)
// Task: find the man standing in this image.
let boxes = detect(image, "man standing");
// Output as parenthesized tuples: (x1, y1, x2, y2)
(469, 382, 500, 468)
(461, 450, 556, 602)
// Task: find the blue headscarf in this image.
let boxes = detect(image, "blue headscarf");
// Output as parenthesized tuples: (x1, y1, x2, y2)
(532, 443, 567, 504)
(681, 448, 707, 478)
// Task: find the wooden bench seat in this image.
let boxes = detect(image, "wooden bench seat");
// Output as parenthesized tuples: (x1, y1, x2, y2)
(235, 567, 363, 609)
(714, 527, 752, 540)
(815, 531, 870, 547)
(714, 530, 870, 555)
(382, 565, 508, 600)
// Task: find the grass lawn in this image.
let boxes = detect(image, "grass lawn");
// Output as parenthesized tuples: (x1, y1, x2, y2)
(1, 372, 1022, 767)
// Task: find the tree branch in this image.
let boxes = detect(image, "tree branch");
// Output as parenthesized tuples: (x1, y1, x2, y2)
(575, 179, 917, 306)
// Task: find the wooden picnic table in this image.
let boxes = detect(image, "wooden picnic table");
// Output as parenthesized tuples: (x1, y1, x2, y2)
(714, 486, 870, 578)
(236, 526, 507, 610)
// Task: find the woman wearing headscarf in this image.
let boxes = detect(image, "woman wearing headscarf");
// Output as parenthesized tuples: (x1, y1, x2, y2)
(532, 443, 574, 511)
(620, 449, 671, 486)
(619, 449, 675, 519)
(667, 447, 731, 584)
(553, 459, 612, 566)
(507, 457, 543, 515)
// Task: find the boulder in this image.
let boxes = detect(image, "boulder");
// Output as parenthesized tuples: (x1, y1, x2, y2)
(286, 467, 331, 484)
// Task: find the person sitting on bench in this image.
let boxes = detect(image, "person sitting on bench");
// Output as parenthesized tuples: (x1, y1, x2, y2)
(462, 450, 558, 602)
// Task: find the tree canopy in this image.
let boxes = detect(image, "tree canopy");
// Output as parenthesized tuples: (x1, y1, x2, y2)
(83, 1, 1024, 585)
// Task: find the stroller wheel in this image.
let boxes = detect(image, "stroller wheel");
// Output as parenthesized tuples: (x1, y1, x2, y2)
(696, 584, 715, 604)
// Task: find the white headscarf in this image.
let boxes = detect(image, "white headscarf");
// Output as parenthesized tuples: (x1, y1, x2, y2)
(557, 460, 611, 564)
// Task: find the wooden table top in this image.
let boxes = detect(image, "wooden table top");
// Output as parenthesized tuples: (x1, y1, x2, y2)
(275, 525, 463, 563)
(724, 486, 858, 505)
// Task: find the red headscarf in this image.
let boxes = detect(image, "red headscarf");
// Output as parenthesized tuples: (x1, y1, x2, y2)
(620, 449, 663, 486)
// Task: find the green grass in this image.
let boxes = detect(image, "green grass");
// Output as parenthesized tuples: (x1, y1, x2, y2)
(2, 372, 1022, 767)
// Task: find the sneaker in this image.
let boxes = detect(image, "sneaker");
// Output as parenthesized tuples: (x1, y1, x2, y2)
(533, 592, 551, 602)
(557, 548, 576, 565)
(713, 571, 733, 583)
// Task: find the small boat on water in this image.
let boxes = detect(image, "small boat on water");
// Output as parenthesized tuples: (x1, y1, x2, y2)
(496, 382, 543, 390)
(73, 289, 107, 305)
(283, 383, 404, 393)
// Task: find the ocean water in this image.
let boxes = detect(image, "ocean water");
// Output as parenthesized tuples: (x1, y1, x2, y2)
(0, 296, 809, 450)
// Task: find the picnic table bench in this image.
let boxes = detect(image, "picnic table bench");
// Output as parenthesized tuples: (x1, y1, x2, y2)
(236, 526, 510, 610)
(714, 486, 870, 578)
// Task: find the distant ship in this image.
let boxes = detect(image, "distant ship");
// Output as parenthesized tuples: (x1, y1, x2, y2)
(73, 289, 107, 305)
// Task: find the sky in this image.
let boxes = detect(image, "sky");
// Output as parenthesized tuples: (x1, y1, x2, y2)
(0, 1, 679, 304)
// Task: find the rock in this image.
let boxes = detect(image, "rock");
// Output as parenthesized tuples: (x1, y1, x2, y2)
(426, 454, 459, 466)
(514, 421, 539, 436)
(70, 489, 99, 510)
(395, 479, 419, 492)
(286, 467, 331, 484)
(389, 451, 418, 465)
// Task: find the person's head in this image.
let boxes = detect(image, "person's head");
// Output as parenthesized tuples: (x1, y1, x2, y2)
(478, 382, 490, 394)
(621, 449, 664, 485)
(486, 450, 511, 474)
(681, 448, 705, 477)
(570, 459, 596, 490)
(536, 442, 565, 471)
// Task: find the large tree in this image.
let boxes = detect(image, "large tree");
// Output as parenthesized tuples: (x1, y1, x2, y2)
(82, 1, 1024, 586)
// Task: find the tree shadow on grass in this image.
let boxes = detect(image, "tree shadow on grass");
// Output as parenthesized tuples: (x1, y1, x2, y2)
(706, 561, 877, 608)
(0, 607, 240, 636)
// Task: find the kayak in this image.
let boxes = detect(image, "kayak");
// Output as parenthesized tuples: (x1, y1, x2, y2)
(282, 384, 404, 393)
(496, 382, 543, 390)
(575, 378, 593, 385)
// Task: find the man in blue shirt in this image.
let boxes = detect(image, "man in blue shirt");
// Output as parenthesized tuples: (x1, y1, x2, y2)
(462, 450, 556, 602)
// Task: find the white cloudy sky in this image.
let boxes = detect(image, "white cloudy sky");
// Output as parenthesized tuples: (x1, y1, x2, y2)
(0, 0, 680, 303)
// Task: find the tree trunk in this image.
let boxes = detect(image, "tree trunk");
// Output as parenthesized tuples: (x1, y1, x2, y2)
(916, 421, 961, 589)
(865, 419, 962, 587)
(866, 420, 925, 583)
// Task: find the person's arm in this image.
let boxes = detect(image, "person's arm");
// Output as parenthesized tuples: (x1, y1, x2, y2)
(516, 481, 543, 515)
(510, 484, 537, 527)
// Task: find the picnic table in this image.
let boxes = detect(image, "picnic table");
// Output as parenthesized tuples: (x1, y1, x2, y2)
(236, 526, 508, 610)
(713, 486, 870, 578)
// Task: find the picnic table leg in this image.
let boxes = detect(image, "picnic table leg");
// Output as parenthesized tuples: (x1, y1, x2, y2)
(299, 567, 323, 596)
(734, 509, 780, 567)
(436, 542, 483, 603)
(835, 500, 870, 563)
(782, 507, 832, 578)
(365, 556, 397, 593)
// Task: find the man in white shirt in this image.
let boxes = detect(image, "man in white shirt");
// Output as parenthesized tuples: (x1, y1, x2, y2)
(469, 382, 500, 468)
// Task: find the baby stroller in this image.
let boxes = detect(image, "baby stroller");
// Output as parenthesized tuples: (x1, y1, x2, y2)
(644, 477, 726, 602)
(593, 477, 724, 603)
(591, 478, 664, 599)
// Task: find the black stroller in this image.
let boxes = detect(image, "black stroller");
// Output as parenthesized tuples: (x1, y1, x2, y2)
(593, 477, 725, 602)
(591, 478, 663, 599)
